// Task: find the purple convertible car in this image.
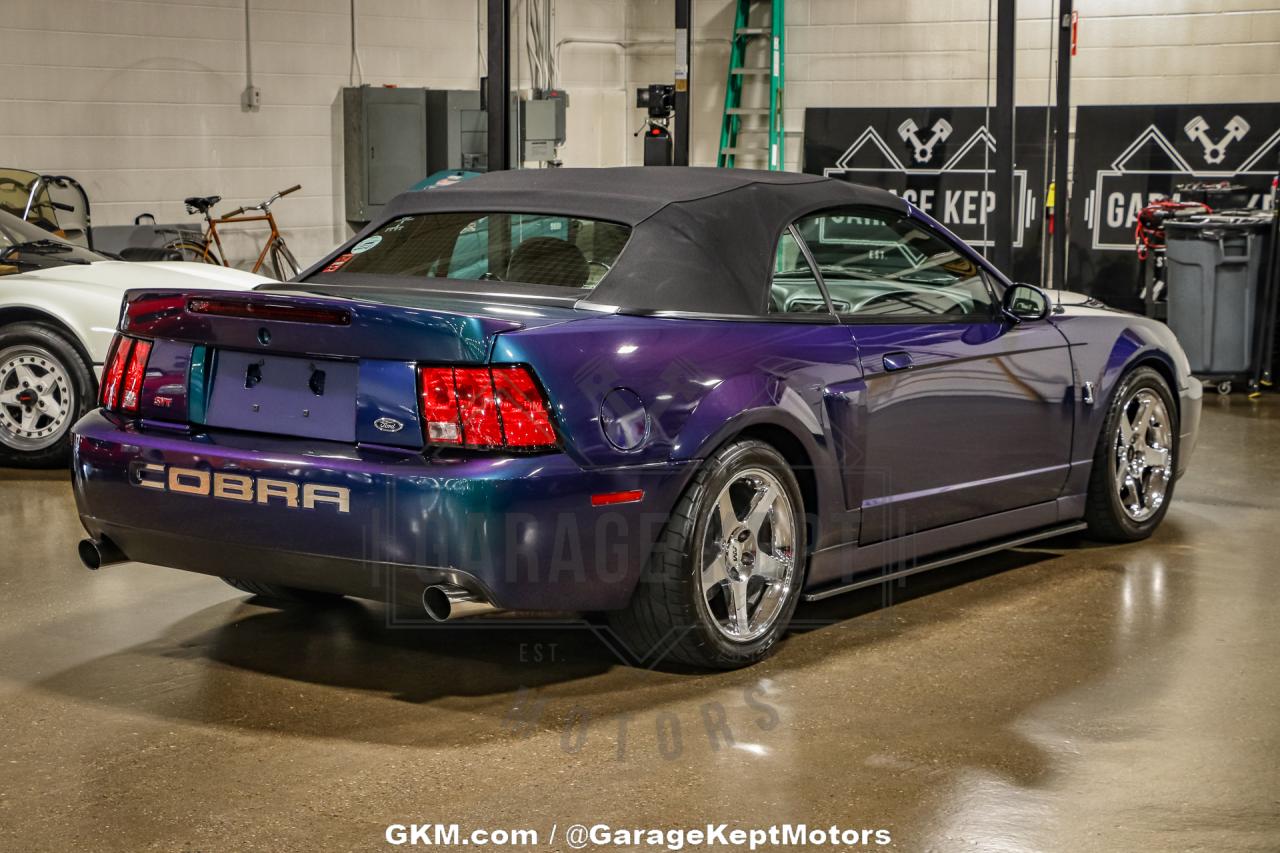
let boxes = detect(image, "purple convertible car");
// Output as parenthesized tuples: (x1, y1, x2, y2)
(71, 168, 1200, 669)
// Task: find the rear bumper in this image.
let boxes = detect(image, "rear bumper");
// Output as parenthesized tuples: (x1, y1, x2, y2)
(72, 411, 689, 611)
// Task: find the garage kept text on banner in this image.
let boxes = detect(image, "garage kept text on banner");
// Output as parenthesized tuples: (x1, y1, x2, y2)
(1068, 102, 1280, 311)
(802, 106, 1049, 285)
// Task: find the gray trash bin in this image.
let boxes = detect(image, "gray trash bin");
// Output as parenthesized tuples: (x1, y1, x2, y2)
(1165, 215, 1270, 375)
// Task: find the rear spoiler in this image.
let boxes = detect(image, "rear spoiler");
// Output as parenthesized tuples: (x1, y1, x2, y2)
(120, 289, 524, 362)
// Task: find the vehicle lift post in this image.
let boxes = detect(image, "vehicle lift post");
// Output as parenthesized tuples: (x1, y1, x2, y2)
(637, 0, 692, 167)
(486, 0, 511, 172)
(1051, 0, 1072, 291)
(673, 0, 692, 167)
(1249, 153, 1280, 396)
(991, 0, 1017, 274)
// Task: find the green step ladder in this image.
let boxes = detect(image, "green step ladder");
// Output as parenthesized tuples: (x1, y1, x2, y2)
(717, 0, 785, 170)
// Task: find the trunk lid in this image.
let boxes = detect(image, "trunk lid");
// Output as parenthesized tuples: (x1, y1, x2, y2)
(120, 288, 587, 447)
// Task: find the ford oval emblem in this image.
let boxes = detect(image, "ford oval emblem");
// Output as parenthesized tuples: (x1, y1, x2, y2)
(373, 417, 404, 433)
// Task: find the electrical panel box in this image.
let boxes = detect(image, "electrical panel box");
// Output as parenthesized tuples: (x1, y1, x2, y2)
(426, 90, 487, 173)
(520, 90, 569, 163)
(343, 86, 428, 225)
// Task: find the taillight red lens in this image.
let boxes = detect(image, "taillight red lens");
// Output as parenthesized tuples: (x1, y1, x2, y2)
(453, 367, 504, 447)
(419, 366, 461, 444)
(492, 366, 557, 447)
(120, 339, 152, 413)
(417, 364, 557, 451)
(100, 334, 132, 409)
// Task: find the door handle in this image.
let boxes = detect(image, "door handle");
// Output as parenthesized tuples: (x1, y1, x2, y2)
(882, 351, 914, 371)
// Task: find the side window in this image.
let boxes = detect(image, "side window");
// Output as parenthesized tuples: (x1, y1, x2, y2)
(769, 230, 830, 315)
(794, 208, 995, 320)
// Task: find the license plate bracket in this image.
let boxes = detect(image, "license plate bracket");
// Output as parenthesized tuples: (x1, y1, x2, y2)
(205, 351, 358, 442)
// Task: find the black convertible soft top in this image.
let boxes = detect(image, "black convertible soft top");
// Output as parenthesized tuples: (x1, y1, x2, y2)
(373, 167, 906, 316)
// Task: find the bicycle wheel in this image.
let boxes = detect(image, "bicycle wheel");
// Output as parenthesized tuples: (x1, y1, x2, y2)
(269, 240, 300, 280)
(167, 240, 221, 265)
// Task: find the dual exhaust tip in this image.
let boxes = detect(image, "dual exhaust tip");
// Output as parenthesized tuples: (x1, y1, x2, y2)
(79, 541, 494, 623)
(422, 583, 499, 622)
(78, 537, 126, 570)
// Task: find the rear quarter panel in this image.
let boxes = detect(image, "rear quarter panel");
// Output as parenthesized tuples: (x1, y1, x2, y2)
(493, 315, 860, 545)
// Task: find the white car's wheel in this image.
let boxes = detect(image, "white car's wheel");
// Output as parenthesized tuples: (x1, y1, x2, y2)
(0, 323, 94, 467)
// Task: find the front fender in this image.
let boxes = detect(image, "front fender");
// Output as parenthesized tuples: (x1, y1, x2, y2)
(1058, 315, 1198, 493)
(0, 293, 110, 374)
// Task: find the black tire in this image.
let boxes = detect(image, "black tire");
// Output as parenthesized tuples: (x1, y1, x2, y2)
(608, 439, 807, 670)
(1084, 366, 1179, 542)
(221, 577, 345, 605)
(0, 322, 95, 468)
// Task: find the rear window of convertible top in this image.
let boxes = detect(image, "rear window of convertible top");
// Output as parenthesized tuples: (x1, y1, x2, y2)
(316, 212, 632, 291)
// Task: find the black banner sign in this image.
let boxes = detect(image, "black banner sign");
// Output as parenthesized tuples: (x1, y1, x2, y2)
(1069, 102, 1279, 310)
(803, 107, 1050, 284)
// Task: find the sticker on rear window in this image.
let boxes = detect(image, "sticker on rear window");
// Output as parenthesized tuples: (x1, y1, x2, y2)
(351, 236, 382, 254)
(323, 252, 354, 272)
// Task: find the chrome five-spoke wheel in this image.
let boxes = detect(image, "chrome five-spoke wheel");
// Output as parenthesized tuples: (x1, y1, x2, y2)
(1113, 387, 1173, 522)
(1085, 366, 1179, 542)
(0, 345, 74, 452)
(609, 439, 807, 669)
(699, 467, 797, 642)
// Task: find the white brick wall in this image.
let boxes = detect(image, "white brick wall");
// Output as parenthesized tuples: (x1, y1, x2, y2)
(593, 0, 1280, 170)
(776, 0, 1280, 170)
(3, 0, 484, 267)
(4, 0, 1277, 266)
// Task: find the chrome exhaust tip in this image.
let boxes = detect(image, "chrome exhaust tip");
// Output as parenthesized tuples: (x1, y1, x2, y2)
(422, 583, 499, 622)
(78, 537, 126, 570)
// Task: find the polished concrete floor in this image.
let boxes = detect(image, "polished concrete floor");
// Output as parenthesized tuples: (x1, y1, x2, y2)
(1, 397, 1278, 852)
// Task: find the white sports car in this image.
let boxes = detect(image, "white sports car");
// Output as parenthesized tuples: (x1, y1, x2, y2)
(0, 210, 269, 466)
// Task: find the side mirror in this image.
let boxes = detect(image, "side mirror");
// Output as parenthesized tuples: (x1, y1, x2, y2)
(1001, 283, 1051, 323)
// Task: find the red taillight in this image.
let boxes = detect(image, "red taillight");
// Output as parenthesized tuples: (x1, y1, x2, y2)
(453, 367, 504, 447)
(416, 365, 557, 451)
(100, 334, 132, 408)
(419, 366, 462, 444)
(121, 339, 152, 413)
(100, 334, 151, 413)
(492, 366, 557, 448)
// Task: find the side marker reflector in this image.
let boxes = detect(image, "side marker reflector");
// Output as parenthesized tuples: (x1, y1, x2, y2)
(591, 489, 645, 507)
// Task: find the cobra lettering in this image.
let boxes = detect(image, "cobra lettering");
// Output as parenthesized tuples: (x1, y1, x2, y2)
(133, 463, 350, 513)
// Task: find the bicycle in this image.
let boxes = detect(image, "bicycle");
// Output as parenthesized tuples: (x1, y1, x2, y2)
(169, 184, 302, 280)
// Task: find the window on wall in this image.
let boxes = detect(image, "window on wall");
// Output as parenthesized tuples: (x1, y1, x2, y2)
(769, 229, 831, 315)
(794, 208, 996, 320)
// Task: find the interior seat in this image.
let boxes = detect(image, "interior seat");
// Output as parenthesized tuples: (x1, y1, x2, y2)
(505, 237, 589, 288)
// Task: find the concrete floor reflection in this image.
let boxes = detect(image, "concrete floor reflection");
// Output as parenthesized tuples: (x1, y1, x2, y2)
(0, 395, 1277, 851)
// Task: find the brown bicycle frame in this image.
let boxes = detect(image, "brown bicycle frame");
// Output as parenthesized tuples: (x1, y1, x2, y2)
(200, 209, 284, 275)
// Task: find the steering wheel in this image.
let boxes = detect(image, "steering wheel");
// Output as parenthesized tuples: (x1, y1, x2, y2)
(585, 259, 612, 286)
